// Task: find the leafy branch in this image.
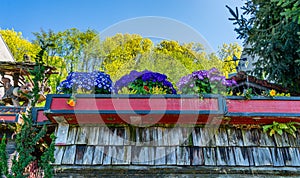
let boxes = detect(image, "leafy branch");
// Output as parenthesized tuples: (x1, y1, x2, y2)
(263, 121, 300, 137)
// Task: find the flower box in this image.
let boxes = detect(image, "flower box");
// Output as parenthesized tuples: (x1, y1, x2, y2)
(32, 107, 50, 125)
(225, 96, 300, 124)
(44, 94, 224, 125)
(0, 106, 26, 123)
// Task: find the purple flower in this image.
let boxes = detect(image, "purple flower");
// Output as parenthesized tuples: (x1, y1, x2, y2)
(177, 68, 237, 94)
(114, 70, 176, 94)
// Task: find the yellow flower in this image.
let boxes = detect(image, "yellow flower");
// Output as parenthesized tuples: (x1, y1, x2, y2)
(269, 89, 276, 97)
(67, 99, 76, 107)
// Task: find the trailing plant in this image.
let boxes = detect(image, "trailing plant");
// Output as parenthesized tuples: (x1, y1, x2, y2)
(261, 90, 291, 97)
(262, 121, 300, 138)
(244, 88, 253, 100)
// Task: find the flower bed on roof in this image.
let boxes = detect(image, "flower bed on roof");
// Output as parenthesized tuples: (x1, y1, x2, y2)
(38, 68, 300, 126)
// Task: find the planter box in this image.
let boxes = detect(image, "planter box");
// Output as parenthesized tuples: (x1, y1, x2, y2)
(225, 96, 300, 124)
(0, 106, 26, 123)
(44, 94, 224, 125)
(32, 107, 50, 125)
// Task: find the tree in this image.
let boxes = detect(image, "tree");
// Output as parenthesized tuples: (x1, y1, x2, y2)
(218, 43, 242, 75)
(0, 29, 40, 62)
(101, 33, 153, 81)
(272, 0, 300, 25)
(102, 34, 228, 84)
(33, 28, 99, 72)
(0, 45, 55, 178)
(226, 0, 300, 93)
(33, 28, 100, 92)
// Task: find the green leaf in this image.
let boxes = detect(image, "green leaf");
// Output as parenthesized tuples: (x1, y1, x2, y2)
(270, 129, 275, 136)
(290, 125, 297, 131)
(262, 124, 273, 132)
(278, 123, 288, 129)
(276, 129, 283, 135)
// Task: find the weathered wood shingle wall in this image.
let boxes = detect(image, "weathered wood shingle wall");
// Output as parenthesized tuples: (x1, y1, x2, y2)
(53, 125, 300, 170)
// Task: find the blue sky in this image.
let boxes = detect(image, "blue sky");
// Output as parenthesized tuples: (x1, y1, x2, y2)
(1, 0, 244, 52)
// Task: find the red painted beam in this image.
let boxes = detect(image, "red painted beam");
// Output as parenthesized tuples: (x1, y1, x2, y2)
(50, 98, 219, 111)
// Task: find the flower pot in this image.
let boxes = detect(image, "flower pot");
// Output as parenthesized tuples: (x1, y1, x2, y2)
(44, 94, 224, 125)
(0, 106, 26, 123)
(225, 96, 300, 124)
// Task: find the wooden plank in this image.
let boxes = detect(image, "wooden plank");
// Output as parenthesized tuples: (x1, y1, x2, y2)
(270, 148, 285, 167)
(111, 146, 131, 165)
(259, 130, 275, 147)
(192, 128, 201, 146)
(192, 128, 216, 147)
(242, 129, 260, 146)
(87, 127, 100, 145)
(61, 145, 76, 165)
(109, 146, 117, 164)
(150, 127, 158, 146)
(156, 127, 165, 146)
(287, 133, 297, 147)
(274, 132, 290, 147)
(75, 145, 85, 165)
(283, 147, 300, 166)
(124, 126, 131, 145)
(92, 146, 104, 165)
(233, 147, 250, 166)
(83, 146, 94, 165)
(203, 147, 216, 166)
(227, 128, 244, 146)
(66, 126, 77, 145)
(252, 147, 273, 166)
(53, 146, 65, 165)
(166, 147, 177, 165)
(96, 127, 109, 145)
(109, 128, 124, 146)
(168, 128, 180, 146)
(131, 146, 155, 165)
(54, 116, 69, 145)
(50, 97, 219, 111)
(75, 126, 89, 144)
(155, 147, 166, 165)
(248, 147, 255, 166)
(179, 127, 193, 146)
(295, 131, 300, 147)
(161, 128, 169, 146)
(191, 147, 204, 165)
(176, 146, 190, 165)
(139, 127, 153, 146)
(215, 128, 229, 146)
(102, 146, 111, 165)
(216, 147, 236, 166)
(202, 128, 216, 146)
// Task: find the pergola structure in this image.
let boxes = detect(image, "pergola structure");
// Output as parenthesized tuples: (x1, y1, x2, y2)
(0, 34, 57, 107)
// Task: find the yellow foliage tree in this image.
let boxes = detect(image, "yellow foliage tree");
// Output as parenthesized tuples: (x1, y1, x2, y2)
(218, 43, 242, 77)
(0, 29, 40, 62)
(101, 33, 153, 81)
